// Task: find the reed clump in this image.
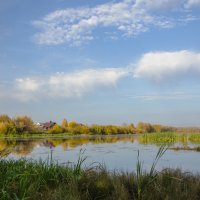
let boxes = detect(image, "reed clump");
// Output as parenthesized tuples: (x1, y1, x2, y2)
(139, 133, 200, 145)
(139, 132, 178, 144)
(189, 134, 200, 143)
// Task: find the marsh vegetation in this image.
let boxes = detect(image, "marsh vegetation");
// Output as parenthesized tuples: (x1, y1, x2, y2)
(0, 147, 200, 200)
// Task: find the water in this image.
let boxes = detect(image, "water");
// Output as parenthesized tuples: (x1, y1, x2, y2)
(1, 134, 200, 173)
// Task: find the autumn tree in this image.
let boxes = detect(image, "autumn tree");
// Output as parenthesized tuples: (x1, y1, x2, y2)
(0, 114, 16, 135)
(13, 116, 35, 134)
(48, 124, 63, 134)
(0, 114, 12, 123)
(137, 122, 155, 133)
(61, 118, 68, 131)
(68, 121, 78, 128)
(0, 122, 16, 135)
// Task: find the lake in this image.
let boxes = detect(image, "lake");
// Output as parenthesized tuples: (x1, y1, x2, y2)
(1, 134, 200, 173)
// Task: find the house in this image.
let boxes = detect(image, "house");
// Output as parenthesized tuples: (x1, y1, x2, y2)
(40, 121, 56, 131)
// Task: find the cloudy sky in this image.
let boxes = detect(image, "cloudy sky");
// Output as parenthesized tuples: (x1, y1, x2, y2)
(1, 0, 200, 126)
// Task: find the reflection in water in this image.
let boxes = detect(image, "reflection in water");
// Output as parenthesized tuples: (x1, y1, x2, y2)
(0, 134, 200, 157)
(1, 134, 200, 173)
(0, 135, 135, 156)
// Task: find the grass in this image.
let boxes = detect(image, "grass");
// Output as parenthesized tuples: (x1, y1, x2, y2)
(1, 146, 200, 200)
(139, 132, 200, 144)
(138, 132, 178, 144)
(189, 134, 200, 143)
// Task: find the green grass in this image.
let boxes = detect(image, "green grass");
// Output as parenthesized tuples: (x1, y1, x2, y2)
(139, 132, 178, 144)
(1, 147, 200, 200)
(139, 132, 200, 144)
(189, 134, 200, 143)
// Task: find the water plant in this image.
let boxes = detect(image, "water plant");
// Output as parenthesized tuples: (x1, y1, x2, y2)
(136, 145, 168, 200)
(138, 132, 200, 145)
(189, 134, 200, 143)
(139, 132, 178, 144)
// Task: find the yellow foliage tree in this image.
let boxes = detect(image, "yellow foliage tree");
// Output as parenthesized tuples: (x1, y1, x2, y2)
(68, 121, 78, 128)
(61, 118, 68, 130)
(13, 116, 35, 133)
(49, 124, 63, 134)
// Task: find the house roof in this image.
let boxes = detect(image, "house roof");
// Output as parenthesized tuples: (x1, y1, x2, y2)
(41, 121, 56, 129)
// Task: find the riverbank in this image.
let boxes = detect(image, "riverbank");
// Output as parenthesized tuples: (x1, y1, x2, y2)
(1, 132, 200, 144)
(0, 158, 200, 200)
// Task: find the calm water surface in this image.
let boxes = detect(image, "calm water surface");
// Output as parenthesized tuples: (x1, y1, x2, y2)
(1, 135, 200, 173)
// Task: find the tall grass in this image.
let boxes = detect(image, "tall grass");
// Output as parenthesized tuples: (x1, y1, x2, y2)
(1, 146, 200, 199)
(136, 145, 168, 200)
(189, 134, 200, 143)
(139, 132, 178, 144)
(139, 132, 200, 144)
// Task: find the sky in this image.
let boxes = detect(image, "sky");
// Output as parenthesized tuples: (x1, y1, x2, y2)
(0, 0, 200, 126)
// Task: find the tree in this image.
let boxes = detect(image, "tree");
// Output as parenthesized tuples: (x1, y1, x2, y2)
(152, 124, 161, 133)
(13, 116, 35, 133)
(68, 121, 78, 128)
(48, 124, 63, 134)
(61, 118, 68, 130)
(0, 114, 11, 123)
(137, 122, 155, 133)
(0, 122, 17, 135)
(0, 115, 16, 135)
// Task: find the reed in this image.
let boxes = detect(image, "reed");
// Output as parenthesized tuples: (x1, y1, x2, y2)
(139, 132, 200, 145)
(139, 132, 178, 144)
(189, 134, 200, 143)
(1, 146, 200, 199)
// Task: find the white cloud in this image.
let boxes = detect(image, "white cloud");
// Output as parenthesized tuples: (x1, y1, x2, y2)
(48, 69, 128, 97)
(16, 78, 40, 92)
(2, 50, 200, 102)
(133, 50, 200, 81)
(185, 0, 200, 8)
(12, 68, 128, 101)
(33, 0, 199, 46)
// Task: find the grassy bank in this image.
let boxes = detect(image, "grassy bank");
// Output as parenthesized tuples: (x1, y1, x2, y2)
(0, 158, 200, 200)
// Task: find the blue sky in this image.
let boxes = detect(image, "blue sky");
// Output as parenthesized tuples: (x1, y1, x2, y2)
(1, 0, 200, 126)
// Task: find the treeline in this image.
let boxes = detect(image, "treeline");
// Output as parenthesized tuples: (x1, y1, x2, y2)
(0, 114, 179, 136)
(50, 120, 136, 135)
(0, 115, 36, 135)
(51, 120, 174, 135)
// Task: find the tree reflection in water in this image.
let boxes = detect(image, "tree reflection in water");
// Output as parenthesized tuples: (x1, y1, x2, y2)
(0, 135, 135, 156)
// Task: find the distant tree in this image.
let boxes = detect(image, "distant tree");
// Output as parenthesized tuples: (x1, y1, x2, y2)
(152, 124, 162, 133)
(0, 122, 17, 135)
(137, 122, 155, 133)
(68, 121, 78, 128)
(0, 114, 12, 123)
(13, 116, 35, 134)
(71, 125, 90, 135)
(49, 124, 63, 134)
(61, 119, 68, 130)
(90, 125, 104, 135)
